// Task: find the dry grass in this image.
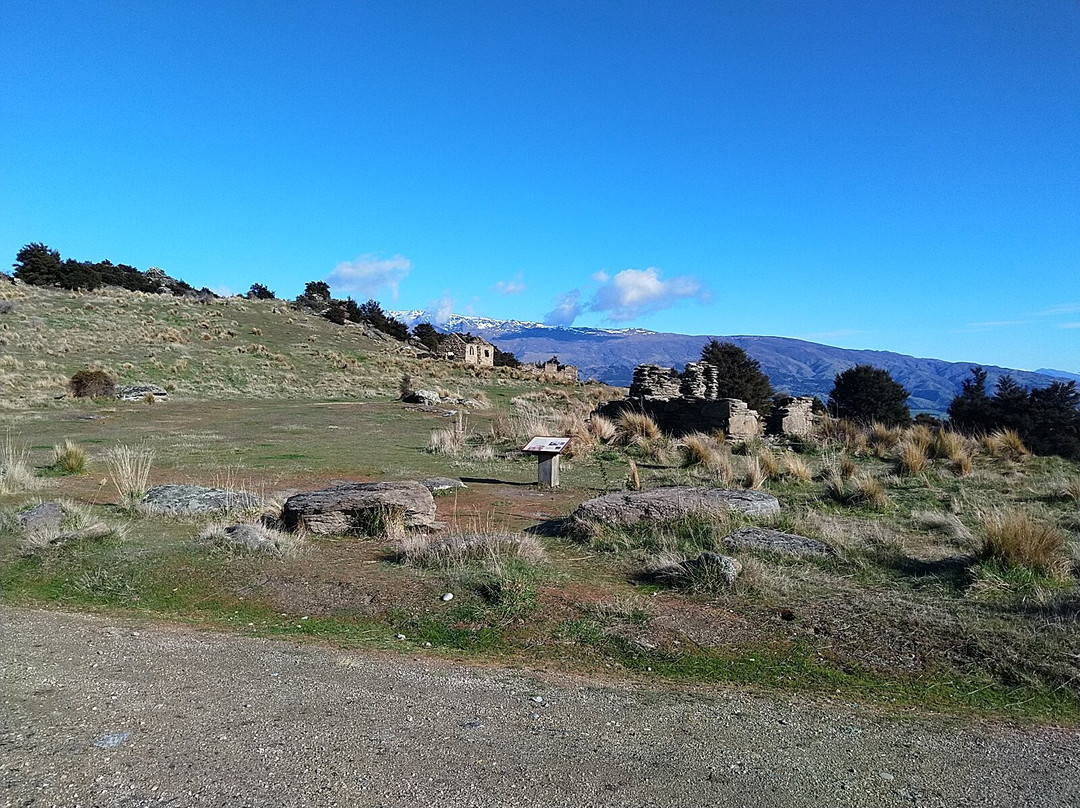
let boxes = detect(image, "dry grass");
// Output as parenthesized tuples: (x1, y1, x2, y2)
(680, 432, 723, 469)
(755, 445, 780, 480)
(781, 452, 813, 482)
(198, 521, 305, 559)
(51, 440, 87, 475)
(868, 422, 902, 457)
(896, 439, 929, 475)
(1, 434, 42, 494)
(852, 474, 890, 511)
(587, 414, 617, 442)
(104, 444, 154, 508)
(913, 509, 973, 546)
(839, 454, 858, 479)
(1066, 476, 1080, 506)
(983, 429, 1030, 462)
(823, 470, 846, 503)
(16, 499, 123, 555)
(615, 411, 661, 444)
(906, 424, 934, 454)
(932, 429, 970, 461)
(979, 509, 1071, 578)
(951, 453, 973, 477)
(743, 456, 765, 490)
(818, 415, 867, 454)
(398, 531, 546, 568)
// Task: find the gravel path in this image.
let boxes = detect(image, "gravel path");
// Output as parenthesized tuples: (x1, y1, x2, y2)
(2, 607, 1077, 807)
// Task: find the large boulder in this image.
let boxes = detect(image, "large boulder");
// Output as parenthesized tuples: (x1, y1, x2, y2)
(282, 481, 438, 535)
(722, 527, 835, 558)
(570, 486, 779, 533)
(17, 502, 65, 533)
(139, 485, 262, 516)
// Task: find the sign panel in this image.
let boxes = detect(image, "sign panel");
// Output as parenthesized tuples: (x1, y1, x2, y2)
(522, 436, 571, 454)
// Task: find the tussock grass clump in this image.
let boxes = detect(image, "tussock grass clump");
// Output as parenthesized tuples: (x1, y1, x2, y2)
(983, 429, 1030, 462)
(615, 411, 661, 445)
(398, 531, 546, 568)
(16, 499, 122, 556)
(913, 509, 973, 545)
(868, 422, 902, 457)
(743, 456, 766, 490)
(818, 415, 866, 454)
(198, 521, 305, 559)
(932, 430, 970, 461)
(104, 444, 154, 508)
(1065, 476, 1080, 506)
(68, 368, 116, 399)
(905, 424, 934, 454)
(755, 445, 780, 480)
(680, 432, 723, 469)
(1, 434, 42, 494)
(781, 452, 813, 482)
(587, 414, 617, 442)
(838, 454, 858, 479)
(355, 504, 408, 539)
(979, 509, 1071, 578)
(851, 474, 890, 511)
(428, 426, 465, 455)
(896, 439, 929, 475)
(951, 453, 973, 477)
(50, 440, 87, 475)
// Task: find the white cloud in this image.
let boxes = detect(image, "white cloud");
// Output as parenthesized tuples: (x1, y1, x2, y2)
(325, 254, 411, 299)
(591, 270, 609, 283)
(1038, 302, 1080, 316)
(210, 285, 232, 297)
(493, 273, 526, 296)
(1059, 322, 1080, 329)
(423, 293, 454, 325)
(544, 289, 583, 326)
(589, 267, 707, 322)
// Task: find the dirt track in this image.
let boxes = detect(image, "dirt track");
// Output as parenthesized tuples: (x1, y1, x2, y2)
(2, 607, 1077, 807)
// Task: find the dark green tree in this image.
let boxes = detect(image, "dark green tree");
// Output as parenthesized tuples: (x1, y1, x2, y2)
(13, 243, 63, 286)
(493, 345, 521, 368)
(1026, 381, 1080, 459)
(700, 340, 775, 413)
(247, 283, 275, 300)
(947, 366, 994, 433)
(828, 364, 911, 426)
(412, 322, 442, 353)
(990, 375, 1031, 435)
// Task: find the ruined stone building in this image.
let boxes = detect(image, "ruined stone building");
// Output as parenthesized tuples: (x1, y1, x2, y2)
(441, 333, 495, 367)
(597, 362, 816, 439)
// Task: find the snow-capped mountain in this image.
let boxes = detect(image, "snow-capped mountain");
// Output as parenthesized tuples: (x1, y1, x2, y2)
(391, 311, 1077, 415)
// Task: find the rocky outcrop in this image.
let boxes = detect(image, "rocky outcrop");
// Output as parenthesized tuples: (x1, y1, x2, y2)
(116, 384, 168, 402)
(722, 527, 834, 557)
(419, 477, 467, 494)
(139, 485, 262, 515)
(570, 486, 780, 533)
(282, 481, 438, 535)
(17, 502, 65, 533)
(629, 365, 682, 399)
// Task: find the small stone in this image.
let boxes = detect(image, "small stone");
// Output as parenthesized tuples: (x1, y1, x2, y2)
(394, 634, 406, 641)
(879, 772, 895, 781)
(530, 695, 544, 704)
(441, 593, 454, 602)
(423, 642, 432, 648)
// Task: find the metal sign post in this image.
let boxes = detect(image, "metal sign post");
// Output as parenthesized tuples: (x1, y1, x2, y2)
(521, 437, 572, 488)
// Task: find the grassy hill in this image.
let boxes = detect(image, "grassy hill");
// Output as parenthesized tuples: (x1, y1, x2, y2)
(0, 283, 551, 410)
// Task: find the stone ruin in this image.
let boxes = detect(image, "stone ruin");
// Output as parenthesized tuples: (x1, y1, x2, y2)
(598, 363, 816, 439)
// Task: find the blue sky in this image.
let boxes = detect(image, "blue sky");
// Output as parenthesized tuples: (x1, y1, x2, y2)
(2, 1, 1078, 372)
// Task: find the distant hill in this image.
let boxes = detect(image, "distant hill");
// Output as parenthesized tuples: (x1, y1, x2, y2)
(394, 311, 1075, 415)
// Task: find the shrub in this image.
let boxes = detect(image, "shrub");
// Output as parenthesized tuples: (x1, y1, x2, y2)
(69, 368, 116, 399)
(979, 509, 1071, 578)
(699, 340, 775, 414)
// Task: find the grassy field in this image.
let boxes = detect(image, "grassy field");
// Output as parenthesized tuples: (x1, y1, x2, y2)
(2, 285, 1079, 723)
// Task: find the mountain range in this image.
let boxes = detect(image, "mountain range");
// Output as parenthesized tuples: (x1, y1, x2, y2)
(394, 311, 1078, 415)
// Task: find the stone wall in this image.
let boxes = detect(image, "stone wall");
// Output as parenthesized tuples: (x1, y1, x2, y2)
(601, 363, 817, 439)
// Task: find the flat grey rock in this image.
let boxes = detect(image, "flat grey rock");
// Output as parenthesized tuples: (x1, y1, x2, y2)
(723, 527, 835, 557)
(221, 524, 272, 550)
(419, 477, 466, 493)
(116, 384, 168, 401)
(571, 487, 780, 533)
(140, 485, 262, 515)
(17, 502, 65, 533)
(282, 481, 438, 535)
